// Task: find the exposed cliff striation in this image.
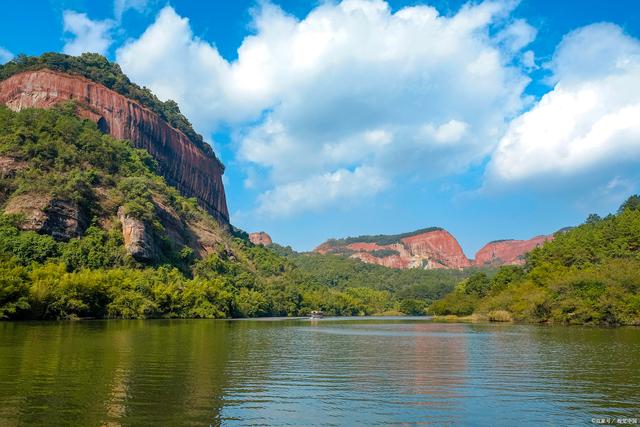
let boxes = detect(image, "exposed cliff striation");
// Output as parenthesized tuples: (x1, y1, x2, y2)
(315, 228, 471, 269)
(316, 228, 554, 270)
(0, 69, 229, 224)
(117, 206, 156, 262)
(473, 235, 553, 266)
(5, 194, 88, 241)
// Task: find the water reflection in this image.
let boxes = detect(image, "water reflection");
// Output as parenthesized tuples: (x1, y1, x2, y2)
(0, 319, 638, 426)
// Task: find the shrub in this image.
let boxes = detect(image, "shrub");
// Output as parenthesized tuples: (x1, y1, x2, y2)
(488, 310, 512, 322)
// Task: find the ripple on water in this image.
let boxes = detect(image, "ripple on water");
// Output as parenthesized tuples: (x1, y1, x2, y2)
(0, 319, 639, 426)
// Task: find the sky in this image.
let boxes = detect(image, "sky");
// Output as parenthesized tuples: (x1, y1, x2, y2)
(1, 0, 640, 256)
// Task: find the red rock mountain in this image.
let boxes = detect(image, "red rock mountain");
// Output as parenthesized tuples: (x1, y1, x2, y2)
(249, 231, 273, 246)
(315, 228, 471, 269)
(0, 69, 229, 224)
(315, 228, 553, 270)
(473, 235, 553, 267)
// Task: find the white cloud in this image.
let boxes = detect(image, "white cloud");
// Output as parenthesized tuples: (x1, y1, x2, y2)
(114, 0, 149, 21)
(257, 166, 389, 216)
(520, 49, 536, 70)
(422, 120, 469, 144)
(488, 23, 640, 187)
(0, 47, 13, 64)
(117, 1, 534, 216)
(62, 11, 114, 55)
(496, 19, 537, 53)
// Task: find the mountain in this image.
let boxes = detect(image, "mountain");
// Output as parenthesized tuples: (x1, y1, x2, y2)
(315, 228, 554, 270)
(473, 235, 553, 267)
(315, 227, 471, 269)
(0, 53, 228, 223)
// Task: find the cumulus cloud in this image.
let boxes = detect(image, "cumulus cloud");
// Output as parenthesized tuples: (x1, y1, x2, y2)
(488, 23, 640, 188)
(0, 47, 13, 64)
(62, 11, 114, 55)
(117, 1, 535, 216)
(257, 166, 389, 216)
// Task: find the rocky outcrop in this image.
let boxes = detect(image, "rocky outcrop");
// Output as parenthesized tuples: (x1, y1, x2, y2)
(401, 230, 471, 269)
(316, 228, 555, 270)
(0, 156, 28, 180)
(473, 235, 553, 267)
(315, 228, 470, 270)
(150, 194, 223, 258)
(117, 206, 156, 262)
(249, 232, 273, 246)
(0, 69, 229, 224)
(4, 194, 88, 240)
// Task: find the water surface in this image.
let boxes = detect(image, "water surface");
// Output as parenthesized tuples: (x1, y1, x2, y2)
(0, 317, 638, 426)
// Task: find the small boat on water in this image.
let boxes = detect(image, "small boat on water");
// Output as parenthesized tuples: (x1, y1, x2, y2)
(310, 310, 324, 319)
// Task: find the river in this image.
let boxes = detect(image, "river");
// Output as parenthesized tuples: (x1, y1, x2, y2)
(0, 317, 638, 426)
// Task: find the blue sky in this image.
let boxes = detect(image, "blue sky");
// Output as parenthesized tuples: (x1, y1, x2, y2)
(1, 0, 640, 256)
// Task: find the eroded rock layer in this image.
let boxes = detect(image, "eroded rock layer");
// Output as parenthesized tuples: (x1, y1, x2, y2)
(249, 232, 273, 246)
(315, 228, 471, 270)
(473, 235, 553, 266)
(316, 228, 554, 270)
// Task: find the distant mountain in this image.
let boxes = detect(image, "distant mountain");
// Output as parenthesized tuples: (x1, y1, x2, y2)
(473, 235, 553, 267)
(315, 228, 554, 270)
(315, 228, 471, 269)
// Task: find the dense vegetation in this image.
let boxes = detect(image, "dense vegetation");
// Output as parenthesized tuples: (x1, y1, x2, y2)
(0, 105, 468, 320)
(324, 226, 443, 247)
(0, 52, 218, 162)
(430, 198, 640, 325)
(369, 249, 401, 258)
(272, 245, 471, 315)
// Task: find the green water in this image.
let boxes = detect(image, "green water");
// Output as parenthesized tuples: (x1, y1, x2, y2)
(0, 318, 638, 426)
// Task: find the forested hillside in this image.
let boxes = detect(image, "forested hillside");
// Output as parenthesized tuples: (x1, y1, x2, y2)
(430, 198, 640, 325)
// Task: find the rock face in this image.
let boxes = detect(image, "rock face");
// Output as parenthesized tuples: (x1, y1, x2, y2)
(249, 232, 273, 246)
(0, 69, 229, 224)
(316, 228, 554, 270)
(117, 206, 156, 262)
(473, 235, 553, 267)
(315, 228, 471, 270)
(4, 194, 88, 241)
(401, 230, 471, 269)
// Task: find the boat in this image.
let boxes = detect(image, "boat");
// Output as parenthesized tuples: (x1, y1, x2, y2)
(310, 310, 324, 319)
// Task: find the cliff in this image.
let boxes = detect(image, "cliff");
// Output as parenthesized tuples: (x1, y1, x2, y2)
(473, 235, 553, 266)
(315, 228, 555, 270)
(0, 69, 229, 224)
(315, 228, 471, 269)
(249, 232, 273, 246)
(0, 105, 231, 266)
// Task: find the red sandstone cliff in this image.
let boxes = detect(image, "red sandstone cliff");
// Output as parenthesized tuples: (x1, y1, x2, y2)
(315, 228, 470, 270)
(315, 228, 554, 270)
(473, 235, 553, 266)
(400, 230, 470, 269)
(0, 69, 229, 223)
(249, 231, 273, 246)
